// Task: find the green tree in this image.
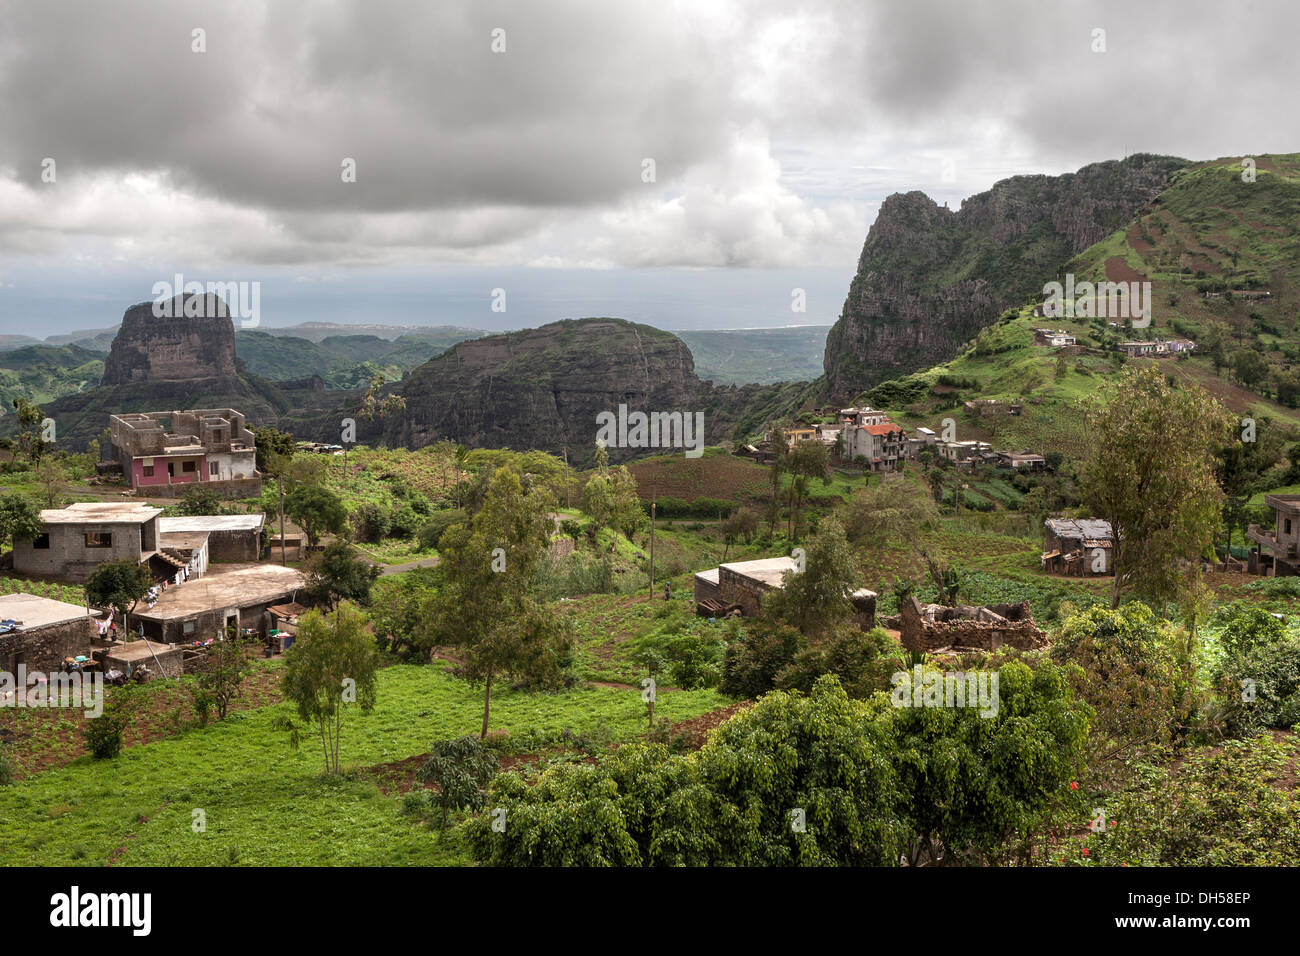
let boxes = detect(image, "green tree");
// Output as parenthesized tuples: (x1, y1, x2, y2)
(304, 541, 381, 609)
(886, 659, 1090, 865)
(83, 560, 152, 638)
(190, 628, 253, 722)
(784, 440, 830, 540)
(844, 476, 938, 546)
(280, 602, 379, 774)
(417, 736, 500, 829)
(580, 445, 642, 539)
(428, 467, 572, 737)
(177, 483, 225, 517)
(33, 457, 69, 509)
(761, 515, 857, 636)
(11, 397, 49, 464)
(84, 685, 139, 759)
(285, 484, 348, 547)
(0, 494, 42, 554)
(253, 426, 296, 476)
(1079, 365, 1235, 609)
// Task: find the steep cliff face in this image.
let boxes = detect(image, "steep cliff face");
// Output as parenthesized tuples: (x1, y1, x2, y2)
(823, 153, 1189, 401)
(380, 318, 797, 465)
(101, 294, 241, 386)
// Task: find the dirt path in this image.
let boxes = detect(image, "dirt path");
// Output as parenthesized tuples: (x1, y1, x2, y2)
(379, 556, 441, 575)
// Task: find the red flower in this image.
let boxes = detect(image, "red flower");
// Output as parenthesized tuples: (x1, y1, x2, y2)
(1070, 781, 1079, 791)
(1081, 848, 1090, 857)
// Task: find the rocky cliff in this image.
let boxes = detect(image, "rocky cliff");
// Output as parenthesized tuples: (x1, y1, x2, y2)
(377, 318, 799, 465)
(101, 294, 241, 385)
(823, 153, 1189, 401)
(35, 295, 342, 450)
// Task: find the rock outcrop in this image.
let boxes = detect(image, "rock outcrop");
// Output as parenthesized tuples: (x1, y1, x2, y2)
(377, 318, 798, 465)
(823, 154, 1189, 401)
(101, 294, 241, 386)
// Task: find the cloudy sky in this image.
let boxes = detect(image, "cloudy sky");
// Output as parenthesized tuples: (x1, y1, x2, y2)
(0, 0, 1296, 336)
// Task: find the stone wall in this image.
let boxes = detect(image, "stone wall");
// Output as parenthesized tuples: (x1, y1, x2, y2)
(207, 528, 263, 562)
(717, 566, 774, 617)
(900, 597, 1046, 653)
(0, 617, 96, 674)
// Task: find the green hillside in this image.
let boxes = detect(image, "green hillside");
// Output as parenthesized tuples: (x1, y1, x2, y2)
(674, 326, 830, 385)
(845, 154, 1300, 466)
(0, 344, 104, 421)
(233, 329, 478, 387)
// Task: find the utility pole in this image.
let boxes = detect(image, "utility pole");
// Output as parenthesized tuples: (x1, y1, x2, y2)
(279, 474, 286, 565)
(648, 496, 656, 596)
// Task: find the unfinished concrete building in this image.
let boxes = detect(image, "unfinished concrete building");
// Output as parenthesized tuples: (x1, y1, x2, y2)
(12, 502, 164, 583)
(1248, 494, 1300, 576)
(109, 408, 260, 496)
(899, 596, 1046, 654)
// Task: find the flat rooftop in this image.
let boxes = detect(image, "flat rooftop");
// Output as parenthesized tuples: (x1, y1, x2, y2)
(719, 556, 800, 587)
(0, 593, 100, 629)
(40, 502, 163, 524)
(132, 564, 306, 621)
(159, 514, 265, 534)
(104, 640, 180, 664)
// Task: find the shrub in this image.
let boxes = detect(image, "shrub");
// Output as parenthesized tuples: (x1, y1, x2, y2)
(1218, 637, 1300, 736)
(84, 687, 138, 760)
(1087, 734, 1300, 866)
(416, 509, 468, 550)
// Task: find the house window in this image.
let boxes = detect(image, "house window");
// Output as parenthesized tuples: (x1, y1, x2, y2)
(32, 533, 49, 550)
(142, 464, 155, 477)
(183, 621, 195, 636)
(210, 462, 219, 477)
(182, 461, 196, 473)
(85, 531, 112, 548)
(1287, 519, 1293, 536)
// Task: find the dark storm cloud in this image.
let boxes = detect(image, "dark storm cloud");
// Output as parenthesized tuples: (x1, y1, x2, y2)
(0, 0, 1296, 271)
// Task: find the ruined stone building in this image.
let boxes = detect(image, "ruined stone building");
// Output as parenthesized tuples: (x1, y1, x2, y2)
(899, 596, 1046, 654)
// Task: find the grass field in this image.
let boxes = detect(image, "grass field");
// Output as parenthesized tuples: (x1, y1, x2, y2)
(0, 662, 729, 866)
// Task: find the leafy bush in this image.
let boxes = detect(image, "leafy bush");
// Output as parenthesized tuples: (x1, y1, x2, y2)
(416, 509, 467, 550)
(1218, 638, 1300, 736)
(83, 687, 138, 760)
(1087, 734, 1300, 866)
(351, 503, 391, 543)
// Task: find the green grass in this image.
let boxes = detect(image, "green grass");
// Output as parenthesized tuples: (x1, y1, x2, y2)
(0, 662, 728, 866)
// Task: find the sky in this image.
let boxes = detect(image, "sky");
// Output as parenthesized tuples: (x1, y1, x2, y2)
(0, 0, 1297, 337)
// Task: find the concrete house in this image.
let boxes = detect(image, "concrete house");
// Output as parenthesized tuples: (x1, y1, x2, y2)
(110, 408, 261, 496)
(0, 593, 100, 676)
(694, 556, 801, 617)
(131, 563, 306, 644)
(693, 556, 876, 626)
(157, 514, 265, 562)
(13, 502, 164, 583)
(844, 421, 907, 472)
(996, 451, 1046, 471)
(1248, 494, 1300, 576)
